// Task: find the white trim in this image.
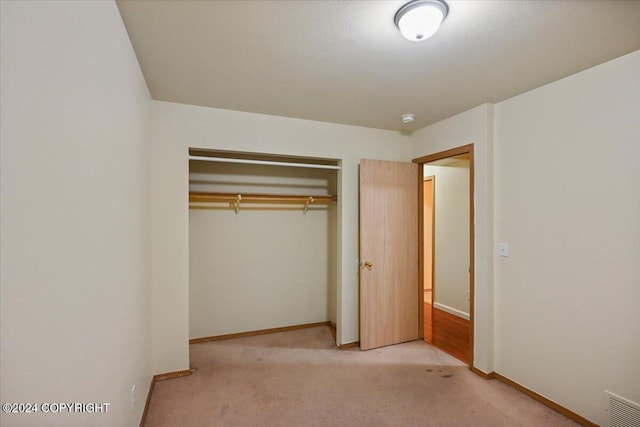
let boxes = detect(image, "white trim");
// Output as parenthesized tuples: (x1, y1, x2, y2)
(189, 155, 341, 170)
(434, 302, 470, 320)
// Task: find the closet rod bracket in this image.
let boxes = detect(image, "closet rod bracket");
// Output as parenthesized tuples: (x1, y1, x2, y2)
(231, 194, 242, 214)
(303, 197, 314, 214)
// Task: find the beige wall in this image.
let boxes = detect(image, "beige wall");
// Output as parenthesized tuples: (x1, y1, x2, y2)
(412, 104, 495, 374)
(188, 163, 337, 338)
(423, 162, 470, 318)
(412, 51, 640, 423)
(3, 4, 635, 425)
(151, 100, 412, 373)
(0, 2, 151, 426)
(493, 50, 640, 426)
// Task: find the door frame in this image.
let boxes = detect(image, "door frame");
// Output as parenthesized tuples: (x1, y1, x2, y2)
(421, 175, 435, 344)
(413, 144, 475, 367)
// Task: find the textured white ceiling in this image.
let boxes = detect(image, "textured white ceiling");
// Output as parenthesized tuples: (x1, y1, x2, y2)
(116, 0, 640, 132)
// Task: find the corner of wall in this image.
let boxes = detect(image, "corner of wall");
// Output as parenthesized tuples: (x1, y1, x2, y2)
(150, 102, 191, 375)
(484, 103, 496, 372)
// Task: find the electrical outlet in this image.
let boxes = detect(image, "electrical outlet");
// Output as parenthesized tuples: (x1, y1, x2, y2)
(131, 384, 136, 408)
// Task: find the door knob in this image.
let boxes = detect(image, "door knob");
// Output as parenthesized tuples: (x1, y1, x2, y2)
(364, 261, 373, 269)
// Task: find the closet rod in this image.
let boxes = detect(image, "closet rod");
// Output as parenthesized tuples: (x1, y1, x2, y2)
(189, 192, 334, 214)
(189, 155, 341, 170)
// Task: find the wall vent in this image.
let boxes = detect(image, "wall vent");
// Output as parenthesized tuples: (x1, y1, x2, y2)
(606, 391, 640, 427)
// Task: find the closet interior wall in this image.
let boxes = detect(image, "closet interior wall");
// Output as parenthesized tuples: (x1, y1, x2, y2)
(188, 159, 338, 340)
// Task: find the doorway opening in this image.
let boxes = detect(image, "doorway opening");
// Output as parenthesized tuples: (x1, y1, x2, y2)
(187, 148, 340, 353)
(414, 144, 474, 366)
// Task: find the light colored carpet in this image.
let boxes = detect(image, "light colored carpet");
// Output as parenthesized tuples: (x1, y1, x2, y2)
(144, 326, 579, 426)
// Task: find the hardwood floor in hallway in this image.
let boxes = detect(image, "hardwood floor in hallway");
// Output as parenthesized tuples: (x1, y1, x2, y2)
(424, 296, 470, 365)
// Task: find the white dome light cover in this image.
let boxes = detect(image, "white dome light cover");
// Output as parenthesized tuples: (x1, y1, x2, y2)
(394, 0, 449, 42)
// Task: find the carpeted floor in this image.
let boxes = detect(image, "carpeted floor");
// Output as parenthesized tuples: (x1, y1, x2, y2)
(144, 326, 578, 426)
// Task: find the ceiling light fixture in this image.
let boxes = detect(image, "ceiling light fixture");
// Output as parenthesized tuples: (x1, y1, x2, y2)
(394, 0, 448, 42)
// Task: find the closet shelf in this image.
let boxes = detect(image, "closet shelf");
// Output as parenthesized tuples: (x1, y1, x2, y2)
(189, 192, 336, 213)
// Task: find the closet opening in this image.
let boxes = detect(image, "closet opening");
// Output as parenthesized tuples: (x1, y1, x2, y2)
(187, 148, 340, 352)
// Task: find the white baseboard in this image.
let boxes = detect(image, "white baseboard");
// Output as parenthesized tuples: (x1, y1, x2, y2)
(433, 302, 470, 320)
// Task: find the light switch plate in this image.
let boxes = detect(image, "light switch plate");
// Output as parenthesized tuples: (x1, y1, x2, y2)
(499, 242, 509, 257)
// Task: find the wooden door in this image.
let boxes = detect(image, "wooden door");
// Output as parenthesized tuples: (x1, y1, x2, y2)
(359, 159, 419, 350)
